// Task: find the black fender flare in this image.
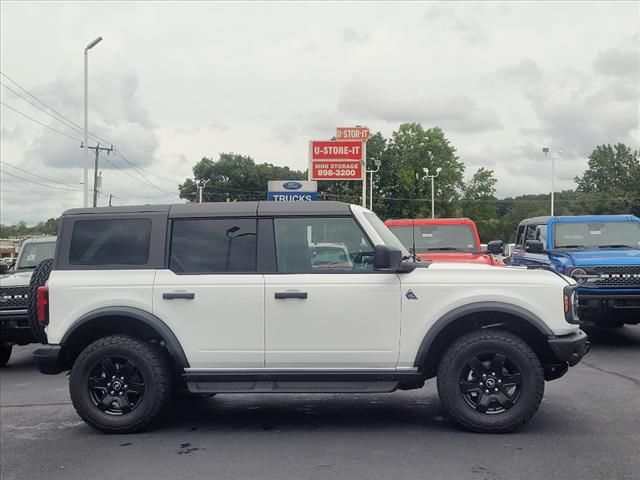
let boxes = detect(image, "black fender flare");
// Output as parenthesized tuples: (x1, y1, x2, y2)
(413, 301, 554, 368)
(60, 306, 190, 369)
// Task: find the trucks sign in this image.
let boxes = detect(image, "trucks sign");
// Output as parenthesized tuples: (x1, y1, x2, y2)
(267, 180, 317, 201)
(309, 140, 364, 181)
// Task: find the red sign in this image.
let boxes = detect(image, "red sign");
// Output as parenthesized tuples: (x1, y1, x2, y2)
(309, 140, 364, 181)
(310, 140, 363, 160)
(311, 160, 363, 180)
(336, 127, 370, 141)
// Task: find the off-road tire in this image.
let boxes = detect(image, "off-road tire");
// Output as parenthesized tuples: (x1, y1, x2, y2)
(437, 329, 544, 434)
(0, 345, 12, 367)
(27, 258, 53, 344)
(70, 335, 172, 434)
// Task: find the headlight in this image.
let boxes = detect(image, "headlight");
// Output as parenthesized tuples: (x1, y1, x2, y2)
(563, 285, 580, 324)
(570, 267, 588, 283)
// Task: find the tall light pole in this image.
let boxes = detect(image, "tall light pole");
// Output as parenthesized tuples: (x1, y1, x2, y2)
(367, 159, 381, 210)
(543, 147, 562, 216)
(84, 36, 103, 208)
(197, 179, 211, 203)
(423, 167, 442, 219)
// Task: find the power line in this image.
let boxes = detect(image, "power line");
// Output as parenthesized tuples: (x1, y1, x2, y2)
(0, 71, 110, 145)
(1, 101, 179, 200)
(1, 101, 82, 143)
(99, 154, 181, 200)
(0, 80, 88, 140)
(1, 161, 81, 189)
(0, 169, 83, 192)
(1, 71, 181, 193)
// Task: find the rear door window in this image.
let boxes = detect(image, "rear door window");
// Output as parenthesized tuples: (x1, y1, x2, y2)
(170, 218, 257, 273)
(69, 219, 151, 265)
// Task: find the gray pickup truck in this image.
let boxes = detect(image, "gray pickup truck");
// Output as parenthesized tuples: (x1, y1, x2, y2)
(0, 236, 56, 366)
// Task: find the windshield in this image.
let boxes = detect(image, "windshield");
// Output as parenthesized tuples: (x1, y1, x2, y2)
(363, 213, 411, 256)
(388, 224, 478, 253)
(555, 222, 640, 249)
(16, 240, 56, 270)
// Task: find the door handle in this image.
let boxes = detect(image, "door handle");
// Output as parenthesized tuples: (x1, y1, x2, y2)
(163, 292, 195, 300)
(274, 291, 308, 300)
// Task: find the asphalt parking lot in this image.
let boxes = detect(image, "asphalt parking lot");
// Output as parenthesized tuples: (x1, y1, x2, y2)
(1, 324, 639, 480)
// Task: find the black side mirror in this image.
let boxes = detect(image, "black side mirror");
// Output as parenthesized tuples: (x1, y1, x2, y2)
(525, 239, 544, 253)
(487, 240, 503, 255)
(374, 245, 403, 271)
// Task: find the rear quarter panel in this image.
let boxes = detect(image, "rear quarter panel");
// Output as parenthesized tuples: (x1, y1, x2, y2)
(46, 270, 156, 344)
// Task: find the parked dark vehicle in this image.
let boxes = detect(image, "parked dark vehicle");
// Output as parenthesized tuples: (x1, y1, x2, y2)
(0, 236, 56, 366)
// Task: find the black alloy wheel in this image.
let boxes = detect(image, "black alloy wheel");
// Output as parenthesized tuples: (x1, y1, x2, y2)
(70, 335, 171, 434)
(437, 329, 544, 433)
(459, 352, 522, 414)
(87, 357, 146, 415)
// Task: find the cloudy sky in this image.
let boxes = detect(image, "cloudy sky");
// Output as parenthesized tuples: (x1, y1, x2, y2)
(1, 1, 638, 225)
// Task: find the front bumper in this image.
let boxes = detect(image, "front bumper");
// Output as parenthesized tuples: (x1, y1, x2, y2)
(547, 330, 590, 367)
(33, 345, 64, 374)
(0, 309, 36, 345)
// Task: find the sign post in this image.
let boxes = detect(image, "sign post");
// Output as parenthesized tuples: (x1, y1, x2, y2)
(336, 127, 370, 207)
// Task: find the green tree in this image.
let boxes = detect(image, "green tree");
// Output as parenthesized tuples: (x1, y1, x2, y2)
(462, 167, 497, 241)
(575, 143, 640, 215)
(178, 153, 306, 203)
(377, 124, 465, 219)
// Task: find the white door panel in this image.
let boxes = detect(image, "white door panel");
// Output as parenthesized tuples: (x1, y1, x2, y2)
(264, 274, 401, 368)
(153, 270, 264, 368)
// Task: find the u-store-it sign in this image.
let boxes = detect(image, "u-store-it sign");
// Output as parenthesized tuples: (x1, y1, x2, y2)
(309, 140, 364, 181)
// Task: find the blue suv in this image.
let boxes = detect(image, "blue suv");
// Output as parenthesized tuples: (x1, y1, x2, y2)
(510, 215, 640, 327)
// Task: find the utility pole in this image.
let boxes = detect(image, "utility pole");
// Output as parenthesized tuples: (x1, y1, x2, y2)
(197, 179, 211, 203)
(80, 142, 113, 207)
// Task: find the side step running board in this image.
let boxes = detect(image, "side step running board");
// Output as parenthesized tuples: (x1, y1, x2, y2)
(184, 371, 424, 394)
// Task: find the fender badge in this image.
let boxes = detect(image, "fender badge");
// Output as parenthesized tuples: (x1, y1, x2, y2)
(405, 289, 418, 300)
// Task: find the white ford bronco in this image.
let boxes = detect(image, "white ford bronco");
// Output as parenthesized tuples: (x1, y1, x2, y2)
(33, 202, 589, 434)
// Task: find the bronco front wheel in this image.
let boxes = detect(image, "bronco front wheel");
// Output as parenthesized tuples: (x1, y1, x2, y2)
(437, 329, 544, 433)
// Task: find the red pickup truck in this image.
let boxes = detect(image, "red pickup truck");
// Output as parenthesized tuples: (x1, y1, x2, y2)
(384, 218, 504, 265)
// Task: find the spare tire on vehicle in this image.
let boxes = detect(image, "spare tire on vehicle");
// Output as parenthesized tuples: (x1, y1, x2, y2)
(27, 258, 53, 344)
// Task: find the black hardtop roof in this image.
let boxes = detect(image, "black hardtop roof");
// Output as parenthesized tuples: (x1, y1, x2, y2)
(518, 216, 552, 225)
(62, 201, 353, 218)
(518, 214, 637, 226)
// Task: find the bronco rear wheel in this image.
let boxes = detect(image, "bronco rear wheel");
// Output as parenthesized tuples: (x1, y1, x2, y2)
(70, 335, 172, 433)
(437, 329, 544, 433)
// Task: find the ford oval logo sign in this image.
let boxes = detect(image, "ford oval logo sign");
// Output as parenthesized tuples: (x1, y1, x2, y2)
(283, 182, 303, 190)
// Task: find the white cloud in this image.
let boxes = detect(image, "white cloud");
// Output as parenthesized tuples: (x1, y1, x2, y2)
(1, 1, 639, 223)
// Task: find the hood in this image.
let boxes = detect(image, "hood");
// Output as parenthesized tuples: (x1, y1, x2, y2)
(563, 248, 640, 266)
(416, 251, 494, 265)
(0, 269, 34, 288)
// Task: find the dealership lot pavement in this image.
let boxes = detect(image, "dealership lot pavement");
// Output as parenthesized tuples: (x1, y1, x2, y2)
(1, 325, 639, 480)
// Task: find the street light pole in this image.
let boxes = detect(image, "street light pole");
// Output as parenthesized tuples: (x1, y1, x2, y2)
(366, 159, 381, 210)
(423, 167, 442, 219)
(83, 36, 103, 208)
(197, 179, 211, 203)
(543, 147, 562, 216)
